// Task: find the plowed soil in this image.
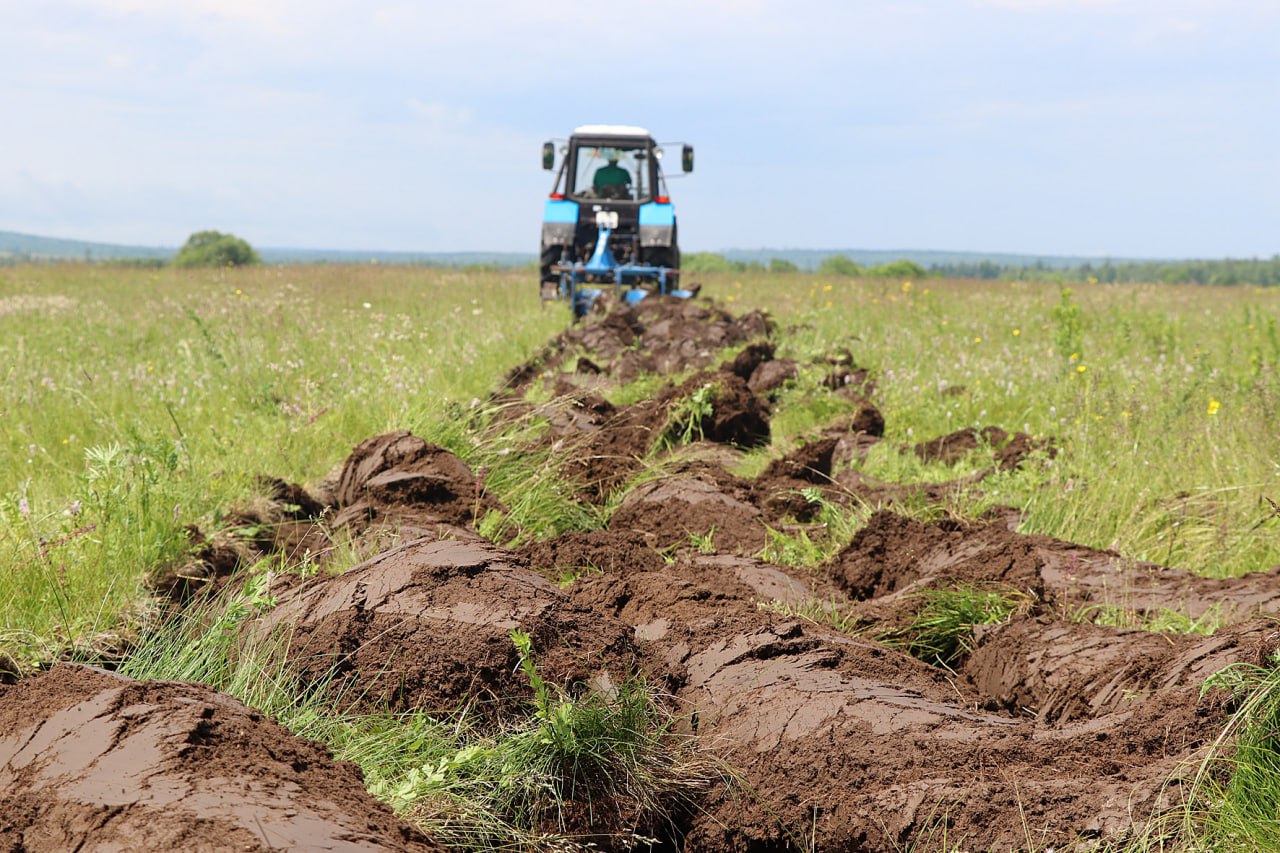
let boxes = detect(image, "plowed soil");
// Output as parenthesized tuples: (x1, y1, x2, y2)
(5, 299, 1279, 851)
(0, 665, 439, 852)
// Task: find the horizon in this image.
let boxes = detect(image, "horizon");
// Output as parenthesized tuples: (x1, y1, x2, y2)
(3, 2, 1278, 258)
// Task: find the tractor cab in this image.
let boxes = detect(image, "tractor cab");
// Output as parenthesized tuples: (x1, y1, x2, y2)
(540, 125, 694, 318)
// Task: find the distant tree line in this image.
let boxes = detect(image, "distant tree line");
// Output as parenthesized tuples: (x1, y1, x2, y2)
(929, 256, 1280, 286)
(684, 252, 927, 279)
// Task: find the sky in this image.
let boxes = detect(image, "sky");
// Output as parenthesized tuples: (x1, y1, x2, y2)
(1, 0, 1277, 258)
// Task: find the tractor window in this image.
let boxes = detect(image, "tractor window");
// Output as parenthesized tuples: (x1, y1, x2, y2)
(571, 145, 650, 202)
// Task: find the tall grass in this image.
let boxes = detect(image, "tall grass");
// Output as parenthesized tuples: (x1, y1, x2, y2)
(724, 273, 1280, 577)
(1, 264, 562, 659)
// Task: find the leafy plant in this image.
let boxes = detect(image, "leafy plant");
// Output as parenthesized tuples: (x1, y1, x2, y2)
(1051, 286, 1083, 363)
(656, 382, 717, 450)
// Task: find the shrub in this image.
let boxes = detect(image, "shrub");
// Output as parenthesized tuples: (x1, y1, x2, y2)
(173, 231, 261, 268)
(867, 259, 927, 278)
(817, 254, 864, 277)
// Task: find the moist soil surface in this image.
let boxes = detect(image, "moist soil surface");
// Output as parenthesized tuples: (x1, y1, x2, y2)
(0, 665, 439, 853)
(5, 299, 1279, 851)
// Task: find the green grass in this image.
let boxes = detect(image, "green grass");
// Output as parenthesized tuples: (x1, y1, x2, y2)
(1117, 649, 1280, 850)
(739, 274, 1280, 578)
(1, 264, 563, 659)
(113, 577, 720, 850)
(1073, 603, 1227, 636)
(882, 584, 1029, 668)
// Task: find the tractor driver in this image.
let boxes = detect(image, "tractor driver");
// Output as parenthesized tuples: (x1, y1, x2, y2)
(592, 154, 632, 199)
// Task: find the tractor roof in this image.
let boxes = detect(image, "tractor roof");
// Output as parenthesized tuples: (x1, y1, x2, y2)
(572, 124, 651, 139)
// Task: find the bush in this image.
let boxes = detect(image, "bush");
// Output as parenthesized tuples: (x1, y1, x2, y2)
(682, 252, 741, 273)
(173, 231, 261, 268)
(867, 259, 927, 279)
(768, 258, 799, 273)
(817, 254, 864, 277)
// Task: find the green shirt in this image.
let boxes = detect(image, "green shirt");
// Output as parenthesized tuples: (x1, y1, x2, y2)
(593, 163, 631, 189)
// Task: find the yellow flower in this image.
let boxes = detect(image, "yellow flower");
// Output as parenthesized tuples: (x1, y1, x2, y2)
(1069, 352, 1079, 361)
(1076, 365, 1087, 373)
(1012, 329, 1021, 336)
(825, 300, 833, 308)
(974, 337, 982, 343)
(1207, 399, 1221, 415)
(234, 288, 243, 296)
(725, 294, 737, 302)
(901, 280, 912, 293)
(822, 284, 833, 292)
(1121, 411, 1131, 419)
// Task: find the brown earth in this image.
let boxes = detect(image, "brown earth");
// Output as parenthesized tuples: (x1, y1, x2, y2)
(0, 665, 440, 852)
(567, 561, 1238, 849)
(914, 425, 1056, 471)
(828, 510, 1280, 620)
(255, 537, 639, 716)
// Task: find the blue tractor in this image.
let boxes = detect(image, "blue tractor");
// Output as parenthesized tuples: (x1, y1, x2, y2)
(540, 125, 695, 318)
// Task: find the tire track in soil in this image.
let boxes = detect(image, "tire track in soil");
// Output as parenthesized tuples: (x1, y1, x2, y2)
(5, 298, 1280, 851)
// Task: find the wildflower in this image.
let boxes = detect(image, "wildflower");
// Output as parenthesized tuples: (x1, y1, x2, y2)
(974, 337, 982, 343)
(362, 302, 372, 309)
(1121, 411, 1131, 419)
(901, 280, 912, 293)
(1069, 352, 1079, 361)
(234, 288, 243, 296)
(18, 497, 30, 519)
(1207, 399, 1221, 415)
(1012, 329, 1021, 336)
(1076, 365, 1087, 373)
(726, 294, 737, 303)
(825, 300, 833, 308)
(822, 284, 833, 292)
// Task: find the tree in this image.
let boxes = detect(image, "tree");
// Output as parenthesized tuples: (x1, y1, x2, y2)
(768, 257, 799, 273)
(817, 254, 864, 277)
(173, 231, 261, 268)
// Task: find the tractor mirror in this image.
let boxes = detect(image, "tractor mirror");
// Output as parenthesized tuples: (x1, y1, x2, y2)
(542, 142, 555, 170)
(681, 144, 694, 173)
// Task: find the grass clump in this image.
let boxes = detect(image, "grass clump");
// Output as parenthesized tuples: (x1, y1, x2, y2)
(1128, 648, 1280, 849)
(1074, 603, 1225, 636)
(883, 584, 1028, 668)
(757, 488, 869, 568)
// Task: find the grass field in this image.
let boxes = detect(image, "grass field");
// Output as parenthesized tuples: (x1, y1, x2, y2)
(4, 263, 1280, 847)
(6, 265, 1280, 641)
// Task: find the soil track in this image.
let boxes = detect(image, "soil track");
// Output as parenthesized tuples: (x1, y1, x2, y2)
(5, 299, 1280, 851)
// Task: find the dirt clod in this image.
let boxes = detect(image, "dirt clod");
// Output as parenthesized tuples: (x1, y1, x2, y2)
(0, 665, 441, 852)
